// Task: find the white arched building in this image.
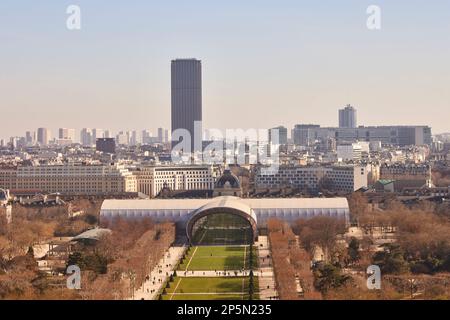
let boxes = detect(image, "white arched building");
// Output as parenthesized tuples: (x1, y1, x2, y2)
(100, 196, 350, 240)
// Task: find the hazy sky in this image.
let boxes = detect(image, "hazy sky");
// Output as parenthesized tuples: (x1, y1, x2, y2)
(1, 0, 449, 140)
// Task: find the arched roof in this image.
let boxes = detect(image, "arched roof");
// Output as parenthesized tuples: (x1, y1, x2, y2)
(186, 196, 258, 242)
(192, 196, 257, 223)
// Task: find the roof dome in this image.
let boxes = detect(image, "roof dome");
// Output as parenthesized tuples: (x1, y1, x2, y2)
(215, 169, 240, 189)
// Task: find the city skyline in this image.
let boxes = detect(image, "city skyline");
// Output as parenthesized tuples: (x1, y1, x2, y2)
(1, 1, 450, 140)
(0, 113, 433, 147)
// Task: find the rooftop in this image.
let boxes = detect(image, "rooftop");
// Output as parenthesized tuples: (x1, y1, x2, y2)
(101, 196, 349, 211)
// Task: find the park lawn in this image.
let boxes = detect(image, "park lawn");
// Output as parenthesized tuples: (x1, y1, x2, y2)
(178, 246, 257, 271)
(162, 277, 260, 300)
(166, 276, 249, 294)
(191, 213, 254, 245)
(195, 227, 252, 245)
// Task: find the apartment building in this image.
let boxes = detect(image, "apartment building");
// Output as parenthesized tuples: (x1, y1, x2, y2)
(132, 165, 216, 197)
(291, 125, 432, 147)
(0, 164, 137, 195)
(379, 164, 431, 192)
(337, 142, 370, 162)
(255, 165, 368, 194)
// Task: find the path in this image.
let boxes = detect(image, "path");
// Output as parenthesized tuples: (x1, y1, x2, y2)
(133, 245, 186, 300)
(255, 236, 278, 300)
(184, 246, 198, 272)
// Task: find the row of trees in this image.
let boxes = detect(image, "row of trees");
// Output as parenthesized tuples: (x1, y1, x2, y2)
(267, 219, 322, 300)
(267, 219, 298, 300)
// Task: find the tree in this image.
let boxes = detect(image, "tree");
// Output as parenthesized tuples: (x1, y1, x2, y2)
(347, 192, 369, 221)
(313, 263, 351, 294)
(0, 214, 8, 236)
(372, 244, 409, 275)
(26, 246, 34, 258)
(67, 252, 86, 270)
(294, 216, 346, 263)
(248, 270, 254, 300)
(268, 220, 300, 300)
(347, 237, 361, 265)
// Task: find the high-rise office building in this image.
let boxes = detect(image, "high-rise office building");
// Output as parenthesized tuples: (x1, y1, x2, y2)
(116, 131, 129, 145)
(25, 131, 33, 145)
(59, 128, 76, 142)
(129, 130, 138, 146)
(158, 128, 164, 143)
(164, 129, 170, 144)
(141, 130, 151, 144)
(37, 128, 51, 146)
(104, 130, 112, 139)
(269, 126, 288, 145)
(339, 104, 357, 128)
(292, 124, 321, 146)
(80, 128, 93, 146)
(171, 59, 202, 152)
(92, 129, 104, 142)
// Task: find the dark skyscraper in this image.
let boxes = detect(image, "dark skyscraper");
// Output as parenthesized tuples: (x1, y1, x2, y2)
(171, 59, 202, 152)
(96, 138, 116, 154)
(339, 104, 357, 128)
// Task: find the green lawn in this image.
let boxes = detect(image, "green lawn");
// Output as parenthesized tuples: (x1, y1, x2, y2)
(161, 277, 259, 300)
(193, 227, 252, 245)
(178, 246, 258, 271)
(191, 213, 254, 245)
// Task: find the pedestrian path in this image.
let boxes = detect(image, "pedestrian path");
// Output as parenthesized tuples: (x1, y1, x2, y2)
(255, 236, 278, 300)
(133, 245, 186, 300)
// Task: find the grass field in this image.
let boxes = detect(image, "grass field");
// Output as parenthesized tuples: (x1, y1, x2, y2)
(193, 227, 252, 245)
(161, 277, 259, 300)
(178, 245, 258, 271)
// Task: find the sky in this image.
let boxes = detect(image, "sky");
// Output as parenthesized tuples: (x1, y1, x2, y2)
(1, 0, 450, 140)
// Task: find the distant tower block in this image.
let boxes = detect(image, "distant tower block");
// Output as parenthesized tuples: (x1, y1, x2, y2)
(339, 104, 357, 128)
(171, 59, 203, 153)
